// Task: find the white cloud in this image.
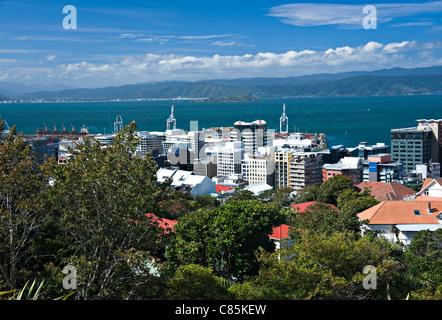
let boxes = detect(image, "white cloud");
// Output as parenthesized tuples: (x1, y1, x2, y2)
(211, 41, 238, 47)
(382, 41, 413, 53)
(2, 40, 441, 87)
(268, 1, 442, 28)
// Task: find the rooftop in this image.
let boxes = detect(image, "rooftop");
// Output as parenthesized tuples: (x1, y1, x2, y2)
(357, 201, 442, 225)
(269, 224, 291, 240)
(291, 201, 338, 212)
(356, 181, 416, 201)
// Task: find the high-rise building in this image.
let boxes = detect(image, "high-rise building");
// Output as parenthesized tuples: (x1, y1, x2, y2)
(275, 151, 291, 189)
(289, 152, 323, 191)
(217, 141, 244, 177)
(416, 119, 442, 175)
(230, 120, 268, 153)
(242, 146, 275, 187)
(391, 126, 432, 174)
(25, 136, 59, 163)
(136, 131, 165, 157)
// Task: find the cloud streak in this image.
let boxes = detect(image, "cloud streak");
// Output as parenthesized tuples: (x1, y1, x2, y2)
(268, 1, 442, 28)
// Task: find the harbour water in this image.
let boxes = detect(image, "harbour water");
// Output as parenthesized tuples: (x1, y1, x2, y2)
(1, 95, 442, 148)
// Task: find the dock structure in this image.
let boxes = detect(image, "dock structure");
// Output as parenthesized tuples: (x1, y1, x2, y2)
(280, 103, 288, 134)
(167, 105, 177, 130)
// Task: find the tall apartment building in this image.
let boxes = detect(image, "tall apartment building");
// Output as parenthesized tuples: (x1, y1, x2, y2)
(288, 152, 323, 191)
(217, 141, 245, 177)
(391, 126, 432, 174)
(275, 151, 291, 189)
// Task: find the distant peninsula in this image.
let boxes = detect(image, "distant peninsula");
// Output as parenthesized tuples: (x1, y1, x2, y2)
(2, 65, 442, 103)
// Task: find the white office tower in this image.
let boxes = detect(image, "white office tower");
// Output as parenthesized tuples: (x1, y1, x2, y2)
(243, 146, 275, 187)
(217, 141, 245, 177)
(188, 131, 206, 161)
(136, 131, 166, 157)
(162, 129, 186, 154)
(230, 120, 267, 153)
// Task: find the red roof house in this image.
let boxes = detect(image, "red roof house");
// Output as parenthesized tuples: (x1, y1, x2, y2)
(356, 181, 416, 201)
(291, 201, 338, 212)
(145, 213, 178, 233)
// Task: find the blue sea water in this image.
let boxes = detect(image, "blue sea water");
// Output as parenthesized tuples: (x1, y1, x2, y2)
(1, 95, 442, 148)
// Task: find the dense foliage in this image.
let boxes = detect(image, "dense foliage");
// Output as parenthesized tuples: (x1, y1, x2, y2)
(0, 122, 440, 300)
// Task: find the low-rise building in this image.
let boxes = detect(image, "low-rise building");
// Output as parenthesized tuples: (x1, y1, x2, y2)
(156, 168, 215, 196)
(244, 182, 273, 196)
(362, 154, 404, 183)
(358, 201, 442, 246)
(415, 162, 441, 180)
(322, 157, 363, 185)
(415, 178, 442, 200)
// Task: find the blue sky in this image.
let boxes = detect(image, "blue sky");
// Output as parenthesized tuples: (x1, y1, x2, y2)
(1, 0, 442, 88)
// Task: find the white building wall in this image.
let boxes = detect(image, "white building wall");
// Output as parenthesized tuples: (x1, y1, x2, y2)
(428, 183, 442, 197)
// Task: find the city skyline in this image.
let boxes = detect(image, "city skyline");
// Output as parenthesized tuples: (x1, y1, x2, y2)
(1, 0, 442, 88)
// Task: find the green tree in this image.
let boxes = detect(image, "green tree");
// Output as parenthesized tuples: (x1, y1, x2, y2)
(43, 121, 170, 299)
(167, 264, 231, 300)
(316, 174, 354, 206)
(229, 231, 400, 300)
(271, 187, 294, 207)
(337, 188, 379, 214)
(0, 122, 47, 290)
(167, 199, 285, 282)
(403, 229, 442, 300)
(289, 202, 363, 240)
(292, 183, 321, 204)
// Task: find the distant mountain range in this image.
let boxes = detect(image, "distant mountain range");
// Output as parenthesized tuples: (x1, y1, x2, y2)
(3, 66, 442, 101)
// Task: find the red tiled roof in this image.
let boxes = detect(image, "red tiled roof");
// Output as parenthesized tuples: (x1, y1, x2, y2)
(357, 201, 442, 225)
(415, 196, 442, 201)
(145, 213, 178, 233)
(269, 224, 291, 240)
(356, 181, 416, 201)
(291, 201, 338, 212)
(216, 185, 235, 193)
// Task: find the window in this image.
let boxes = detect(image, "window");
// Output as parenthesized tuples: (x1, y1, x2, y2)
(414, 210, 421, 215)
